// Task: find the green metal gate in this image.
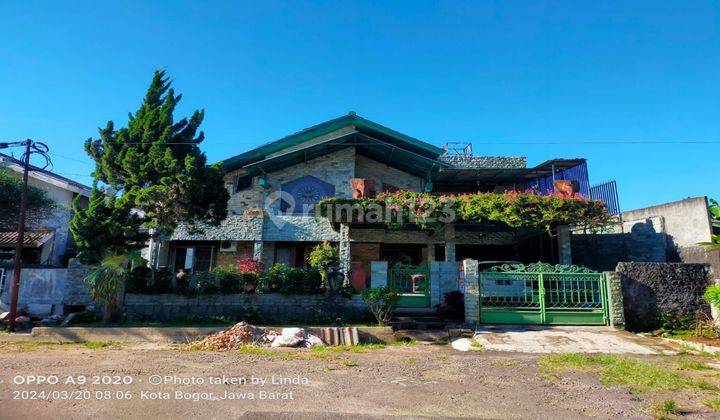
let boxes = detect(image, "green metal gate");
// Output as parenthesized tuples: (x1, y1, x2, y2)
(479, 263, 609, 325)
(389, 263, 430, 308)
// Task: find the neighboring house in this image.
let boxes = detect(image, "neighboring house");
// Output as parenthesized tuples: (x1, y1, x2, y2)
(0, 153, 91, 267)
(151, 113, 615, 295)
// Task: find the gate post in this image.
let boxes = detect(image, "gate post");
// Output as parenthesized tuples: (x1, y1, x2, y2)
(463, 259, 480, 327)
(604, 271, 625, 328)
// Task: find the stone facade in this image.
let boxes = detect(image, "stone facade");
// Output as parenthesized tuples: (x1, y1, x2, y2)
(170, 216, 263, 241)
(462, 259, 480, 326)
(605, 271, 625, 328)
(123, 293, 367, 321)
(262, 215, 340, 242)
(354, 154, 423, 192)
(438, 155, 526, 169)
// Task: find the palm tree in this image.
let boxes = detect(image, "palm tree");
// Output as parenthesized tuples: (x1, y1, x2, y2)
(85, 251, 142, 322)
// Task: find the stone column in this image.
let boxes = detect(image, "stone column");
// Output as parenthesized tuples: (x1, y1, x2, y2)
(253, 240, 264, 261)
(444, 224, 456, 262)
(463, 259, 480, 327)
(557, 225, 572, 265)
(339, 223, 351, 285)
(605, 271, 625, 328)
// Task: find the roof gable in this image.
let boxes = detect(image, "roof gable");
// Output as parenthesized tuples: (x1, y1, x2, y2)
(221, 113, 445, 172)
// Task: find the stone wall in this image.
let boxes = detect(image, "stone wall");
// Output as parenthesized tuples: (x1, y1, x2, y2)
(462, 259, 480, 325)
(354, 154, 423, 192)
(266, 147, 356, 203)
(438, 155, 526, 169)
(618, 262, 712, 331)
(123, 293, 368, 322)
(605, 271, 625, 328)
(170, 216, 263, 241)
(262, 215, 341, 242)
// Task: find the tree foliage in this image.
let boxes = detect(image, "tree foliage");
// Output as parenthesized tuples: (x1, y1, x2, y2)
(308, 241, 339, 291)
(0, 168, 55, 230)
(698, 198, 720, 251)
(71, 70, 229, 263)
(69, 188, 147, 264)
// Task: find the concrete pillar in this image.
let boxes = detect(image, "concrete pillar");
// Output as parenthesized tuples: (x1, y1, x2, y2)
(463, 259, 480, 327)
(557, 225, 572, 265)
(426, 240, 436, 263)
(429, 261, 441, 307)
(370, 261, 388, 288)
(605, 271, 625, 328)
(444, 224, 456, 262)
(253, 240, 264, 261)
(339, 223, 351, 285)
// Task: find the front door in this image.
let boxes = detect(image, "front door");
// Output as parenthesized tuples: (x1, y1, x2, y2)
(389, 263, 430, 308)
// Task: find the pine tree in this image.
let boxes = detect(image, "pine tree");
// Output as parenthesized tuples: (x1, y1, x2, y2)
(72, 70, 229, 263)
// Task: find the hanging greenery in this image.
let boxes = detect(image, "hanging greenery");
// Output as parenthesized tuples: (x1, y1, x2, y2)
(318, 190, 614, 232)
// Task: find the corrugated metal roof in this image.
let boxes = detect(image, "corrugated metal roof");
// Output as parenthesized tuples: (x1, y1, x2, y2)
(0, 230, 54, 247)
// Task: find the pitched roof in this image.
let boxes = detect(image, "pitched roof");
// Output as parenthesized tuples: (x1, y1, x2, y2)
(221, 113, 446, 172)
(0, 153, 92, 196)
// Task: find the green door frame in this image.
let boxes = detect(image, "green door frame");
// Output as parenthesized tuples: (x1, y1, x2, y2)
(389, 263, 430, 308)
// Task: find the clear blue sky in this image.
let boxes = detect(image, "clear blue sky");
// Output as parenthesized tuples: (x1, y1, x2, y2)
(1, 1, 718, 210)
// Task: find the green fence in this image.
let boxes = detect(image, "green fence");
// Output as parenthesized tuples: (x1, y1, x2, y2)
(389, 263, 430, 308)
(478, 263, 608, 325)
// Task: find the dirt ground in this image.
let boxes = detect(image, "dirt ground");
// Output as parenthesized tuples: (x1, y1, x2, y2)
(1, 340, 719, 419)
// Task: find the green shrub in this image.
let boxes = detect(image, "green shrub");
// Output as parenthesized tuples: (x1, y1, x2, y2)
(257, 264, 323, 295)
(126, 266, 152, 293)
(657, 312, 695, 333)
(361, 286, 400, 326)
(211, 264, 244, 294)
(703, 285, 720, 308)
(308, 241, 339, 291)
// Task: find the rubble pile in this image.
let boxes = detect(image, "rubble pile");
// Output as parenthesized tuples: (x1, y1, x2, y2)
(189, 322, 324, 351)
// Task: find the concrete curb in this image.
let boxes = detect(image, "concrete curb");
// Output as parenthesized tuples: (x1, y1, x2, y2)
(30, 326, 396, 344)
(659, 337, 720, 354)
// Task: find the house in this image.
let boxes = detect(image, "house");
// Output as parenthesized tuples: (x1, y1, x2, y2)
(0, 153, 92, 267)
(150, 113, 616, 309)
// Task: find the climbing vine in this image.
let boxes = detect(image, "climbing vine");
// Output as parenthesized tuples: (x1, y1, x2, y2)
(318, 190, 614, 232)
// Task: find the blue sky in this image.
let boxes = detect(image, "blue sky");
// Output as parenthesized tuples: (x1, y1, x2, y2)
(1, 1, 718, 210)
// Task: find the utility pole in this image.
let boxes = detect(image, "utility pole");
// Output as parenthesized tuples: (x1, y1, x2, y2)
(7, 140, 31, 331)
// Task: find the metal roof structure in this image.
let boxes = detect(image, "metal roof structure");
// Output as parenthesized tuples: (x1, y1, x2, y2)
(0, 230, 54, 248)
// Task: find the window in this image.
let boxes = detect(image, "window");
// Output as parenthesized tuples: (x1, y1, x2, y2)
(173, 246, 215, 273)
(234, 176, 253, 192)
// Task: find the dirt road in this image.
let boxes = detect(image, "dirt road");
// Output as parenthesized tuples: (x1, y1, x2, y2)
(0, 341, 717, 419)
